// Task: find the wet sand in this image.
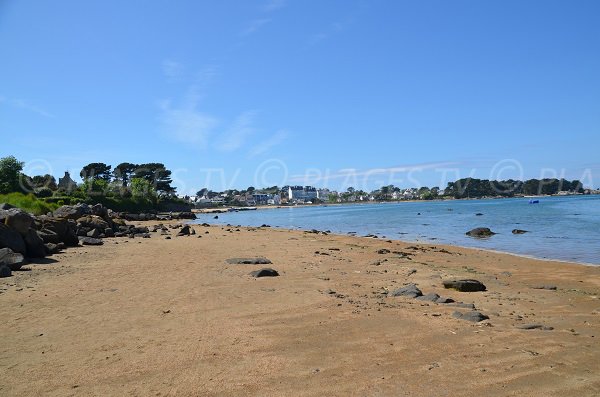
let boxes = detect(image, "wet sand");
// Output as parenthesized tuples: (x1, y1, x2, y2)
(1, 223, 599, 396)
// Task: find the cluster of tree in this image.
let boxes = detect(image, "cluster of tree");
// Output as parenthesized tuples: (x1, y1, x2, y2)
(79, 162, 176, 198)
(445, 178, 584, 199)
(0, 156, 181, 212)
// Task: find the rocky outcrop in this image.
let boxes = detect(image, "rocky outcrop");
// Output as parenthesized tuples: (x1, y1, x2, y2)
(37, 216, 79, 246)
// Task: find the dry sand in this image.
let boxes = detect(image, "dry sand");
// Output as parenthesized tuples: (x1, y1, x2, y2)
(1, 222, 599, 396)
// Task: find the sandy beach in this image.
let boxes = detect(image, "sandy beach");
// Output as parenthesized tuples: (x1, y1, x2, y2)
(1, 222, 599, 396)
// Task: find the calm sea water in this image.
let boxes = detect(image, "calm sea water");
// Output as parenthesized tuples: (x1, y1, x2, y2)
(192, 195, 600, 265)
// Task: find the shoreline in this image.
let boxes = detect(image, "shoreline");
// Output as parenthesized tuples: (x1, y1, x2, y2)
(195, 220, 600, 268)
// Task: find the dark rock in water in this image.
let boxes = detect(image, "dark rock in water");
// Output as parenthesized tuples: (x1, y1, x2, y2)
(532, 285, 557, 290)
(466, 228, 496, 238)
(0, 208, 34, 235)
(0, 223, 26, 254)
(250, 268, 279, 277)
(377, 249, 391, 254)
(177, 225, 191, 236)
(24, 229, 46, 258)
(443, 279, 486, 292)
(0, 265, 11, 278)
(226, 257, 272, 265)
(512, 229, 528, 234)
(213, 215, 219, 219)
(516, 324, 554, 330)
(0, 247, 25, 271)
(452, 311, 489, 322)
(389, 283, 423, 298)
(416, 293, 440, 302)
(475, 213, 484, 216)
(260, 224, 271, 228)
(79, 237, 103, 246)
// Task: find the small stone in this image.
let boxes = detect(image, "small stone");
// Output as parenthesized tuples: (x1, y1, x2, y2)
(250, 268, 279, 278)
(452, 311, 489, 322)
(389, 283, 422, 298)
(443, 279, 486, 292)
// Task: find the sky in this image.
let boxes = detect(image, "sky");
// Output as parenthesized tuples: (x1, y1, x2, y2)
(1, 0, 599, 194)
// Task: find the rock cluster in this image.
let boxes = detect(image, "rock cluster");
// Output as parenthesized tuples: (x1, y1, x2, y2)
(0, 203, 143, 277)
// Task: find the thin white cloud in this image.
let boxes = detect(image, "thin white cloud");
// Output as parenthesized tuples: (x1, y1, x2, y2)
(162, 59, 185, 81)
(307, 15, 356, 47)
(242, 18, 271, 36)
(0, 95, 55, 118)
(158, 98, 218, 149)
(216, 111, 258, 152)
(248, 130, 289, 157)
(263, 0, 285, 12)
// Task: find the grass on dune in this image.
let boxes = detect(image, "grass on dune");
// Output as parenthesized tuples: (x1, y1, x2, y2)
(0, 192, 59, 215)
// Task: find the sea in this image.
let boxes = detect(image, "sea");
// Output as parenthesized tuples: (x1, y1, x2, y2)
(192, 195, 600, 265)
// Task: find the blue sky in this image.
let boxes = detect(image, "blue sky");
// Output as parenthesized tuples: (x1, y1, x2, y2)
(1, 0, 599, 193)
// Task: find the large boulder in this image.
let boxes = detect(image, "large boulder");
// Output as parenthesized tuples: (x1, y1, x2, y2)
(37, 228, 61, 244)
(76, 215, 110, 231)
(0, 208, 34, 235)
(24, 229, 46, 258)
(53, 204, 90, 220)
(0, 223, 26, 254)
(466, 227, 496, 238)
(38, 217, 79, 246)
(0, 247, 26, 270)
(443, 279, 487, 292)
(90, 203, 109, 220)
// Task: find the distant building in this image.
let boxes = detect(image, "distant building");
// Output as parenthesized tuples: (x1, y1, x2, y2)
(57, 171, 77, 193)
(288, 186, 318, 202)
(252, 193, 281, 205)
